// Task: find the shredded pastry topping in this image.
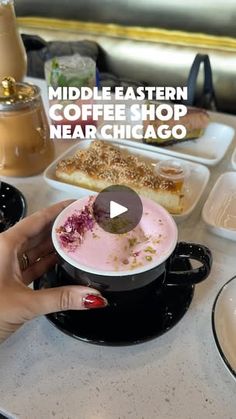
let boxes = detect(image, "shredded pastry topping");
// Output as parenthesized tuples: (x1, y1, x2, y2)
(56, 141, 178, 192)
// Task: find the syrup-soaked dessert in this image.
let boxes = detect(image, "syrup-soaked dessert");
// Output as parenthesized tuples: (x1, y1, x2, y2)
(56, 141, 184, 214)
(143, 107, 210, 146)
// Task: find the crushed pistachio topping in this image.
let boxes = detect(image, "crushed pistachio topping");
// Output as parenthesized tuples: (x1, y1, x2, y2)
(128, 238, 137, 248)
(144, 246, 156, 254)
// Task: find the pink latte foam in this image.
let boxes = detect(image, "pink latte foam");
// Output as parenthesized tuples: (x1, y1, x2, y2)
(53, 196, 178, 274)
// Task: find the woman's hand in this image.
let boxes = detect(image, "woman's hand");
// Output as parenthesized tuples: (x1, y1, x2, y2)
(0, 201, 107, 343)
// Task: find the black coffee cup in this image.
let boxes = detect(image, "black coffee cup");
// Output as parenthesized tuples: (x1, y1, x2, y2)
(52, 199, 212, 294)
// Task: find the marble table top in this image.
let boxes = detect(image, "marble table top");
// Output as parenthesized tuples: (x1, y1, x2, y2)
(0, 78, 236, 419)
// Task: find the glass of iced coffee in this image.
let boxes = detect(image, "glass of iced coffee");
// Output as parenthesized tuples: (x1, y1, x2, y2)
(0, 0, 27, 81)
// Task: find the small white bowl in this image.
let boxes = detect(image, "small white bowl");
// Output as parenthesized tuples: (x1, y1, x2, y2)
(202, 172, 236, 241)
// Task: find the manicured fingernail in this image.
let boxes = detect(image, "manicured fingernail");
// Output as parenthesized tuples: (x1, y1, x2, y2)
(83, 294, 108, 309)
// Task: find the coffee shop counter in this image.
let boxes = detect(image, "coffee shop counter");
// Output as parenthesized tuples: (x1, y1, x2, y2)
(0, 111, 236, 419)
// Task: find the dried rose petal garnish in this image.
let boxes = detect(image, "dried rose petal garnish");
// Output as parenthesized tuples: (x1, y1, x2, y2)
(56, 198, 95, 251)
(132, 251, 140, 257)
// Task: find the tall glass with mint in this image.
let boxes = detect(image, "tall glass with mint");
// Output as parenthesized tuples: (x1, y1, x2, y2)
(45, 54, 96, 134)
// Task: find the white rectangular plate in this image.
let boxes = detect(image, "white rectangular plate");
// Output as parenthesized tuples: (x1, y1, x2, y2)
(202, 172, 236, 241)
(97, 122, 235, 167)
(44, 140, 210, 222)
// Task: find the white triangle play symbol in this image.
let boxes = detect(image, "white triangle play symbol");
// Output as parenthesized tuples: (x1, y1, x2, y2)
(110, 201, 128, 219)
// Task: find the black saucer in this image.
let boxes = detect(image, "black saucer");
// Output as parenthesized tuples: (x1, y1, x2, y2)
(34, 258, 194, 346)
(0, 182, 27, 232)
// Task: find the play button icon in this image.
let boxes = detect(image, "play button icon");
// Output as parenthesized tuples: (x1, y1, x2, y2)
(93, 185, 143, 234)
(110, 201, 128, 219)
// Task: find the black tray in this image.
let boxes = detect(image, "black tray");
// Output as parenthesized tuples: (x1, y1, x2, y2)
(0, 182, 27, 232)
(34, 258, 194, 346)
